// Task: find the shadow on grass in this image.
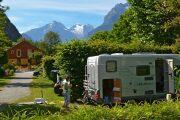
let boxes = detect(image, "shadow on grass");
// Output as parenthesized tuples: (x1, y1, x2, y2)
(5, 82, 53, 88)
(0, 77, 12, 88)
(0, 77, 14, 80)
(0, 104, 61, 118)
(10, 77, 33, 79)
(0, 82, 8, 88)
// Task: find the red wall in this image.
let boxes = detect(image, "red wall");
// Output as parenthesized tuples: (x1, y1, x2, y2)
(7, 40, 40, 59)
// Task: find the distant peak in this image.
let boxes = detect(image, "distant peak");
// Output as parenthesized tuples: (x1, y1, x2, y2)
(48, 21, 65, 28)
(74, 24, 84, 26)
(52, 21, 59, 24)
(51, 21, 62, 25)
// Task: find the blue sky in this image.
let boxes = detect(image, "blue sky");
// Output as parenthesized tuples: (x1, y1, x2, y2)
(2, 0, 127, 33)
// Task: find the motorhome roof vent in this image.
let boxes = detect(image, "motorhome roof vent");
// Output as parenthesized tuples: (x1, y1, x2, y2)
(111, 53, 123, 55)
(132, 52, 156, 55)
(99, 54, 109, 56)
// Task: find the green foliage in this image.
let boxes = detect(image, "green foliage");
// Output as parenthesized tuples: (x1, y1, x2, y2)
(0, 104, 60, 120)
(0, 2, 11, 63)
(0, 52, 7, 65)
(155, 0, 180, 39)
(54, 40, 174, 100)
(2, 63, 15, 76)
(174, 66, 180, 91)
(2, 63, 16, 72)
(109, 0, 180, 45)
(172, 38, 180, 54)
(34, 40, 46, 51)
(29, 51, 43, 65)
(8, 69, 14, 76)
(41, 56, 56, 82)
(110, 8, 134, 43)
(90, 31, 109, 41)
(0, 101, 180, 120)
(43, 31, 61, 55)
(0, 11, 11, 57)
(0, 67, 4, 77)
(175, 77, 180, 91)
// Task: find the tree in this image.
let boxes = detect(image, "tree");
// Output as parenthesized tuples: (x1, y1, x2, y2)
(110, 8, 135, 43)
(90, 31, 110, 41)
(0, 0, 11, 64)
(110, 0, 179, 45)
(155, 0, 180, 42)
(29, 51, 42, 65)
(127, 0, 179, 45)
(43, 31, 61, 55)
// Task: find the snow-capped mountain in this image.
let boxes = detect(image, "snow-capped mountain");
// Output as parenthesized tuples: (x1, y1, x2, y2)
(22, 21, 76, 42)
(23, 3, 129, 41)
(70, 24, 94, 39)
(23, 21, 94, 41)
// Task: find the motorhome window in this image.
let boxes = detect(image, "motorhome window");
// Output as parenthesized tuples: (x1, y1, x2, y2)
(145, 77, 153, 80)
(136, 65, 150, 76)
(106, 60, 117, 72)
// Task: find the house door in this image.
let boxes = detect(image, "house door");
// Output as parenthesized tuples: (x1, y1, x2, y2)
(103, 79, 114, 101)
(103, 79, 121, 103)
(165, 59, 174, 94)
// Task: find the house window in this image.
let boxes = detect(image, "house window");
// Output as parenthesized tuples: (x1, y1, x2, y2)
(106, 60, 117, 72)
(11, 50, 14, 54)
(16, 49, 21, 57)
(136, 65, 150, 76)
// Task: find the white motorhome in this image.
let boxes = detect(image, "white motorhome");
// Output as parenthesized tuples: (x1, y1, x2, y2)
(84, 53, 180, 104)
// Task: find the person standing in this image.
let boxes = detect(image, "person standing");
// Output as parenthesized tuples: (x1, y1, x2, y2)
(62, 76, 72, 108)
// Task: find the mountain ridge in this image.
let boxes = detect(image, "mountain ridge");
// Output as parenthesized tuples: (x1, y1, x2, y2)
(4, 15, 22, 41)
(88, 3, 129, 36)
(23, 3, 128, 41)
(23, 21, 94, 41)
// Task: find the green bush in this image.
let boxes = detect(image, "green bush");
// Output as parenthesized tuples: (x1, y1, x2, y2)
(0, 67, 4, 77)
(2, 63, 16, 76)
(2, 63, 16, 72)
(41, 56, 57, 83)
(54, 40, 174, 100)
(8, 69, 14, 76)
(0, 101, 179, 120)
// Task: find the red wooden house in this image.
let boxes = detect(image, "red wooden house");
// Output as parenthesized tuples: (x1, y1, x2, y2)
(7, 40, 42, 67)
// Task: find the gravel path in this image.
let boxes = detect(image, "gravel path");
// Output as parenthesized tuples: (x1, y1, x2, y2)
(0, 71, 33, 103)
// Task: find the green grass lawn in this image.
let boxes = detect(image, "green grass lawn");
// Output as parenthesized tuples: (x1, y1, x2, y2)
(15, 76, 63, 105)
(0, 77, 12, 88)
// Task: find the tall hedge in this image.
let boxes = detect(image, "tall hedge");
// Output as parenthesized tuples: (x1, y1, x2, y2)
(54, 40, 175, 100)
(41, 56, 56, 82)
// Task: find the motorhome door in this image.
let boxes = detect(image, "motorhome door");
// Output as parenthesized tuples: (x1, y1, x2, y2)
(165, 59, 174, 94)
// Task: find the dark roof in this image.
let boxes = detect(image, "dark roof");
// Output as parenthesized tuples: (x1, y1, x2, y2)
(7, 40, 40, 51)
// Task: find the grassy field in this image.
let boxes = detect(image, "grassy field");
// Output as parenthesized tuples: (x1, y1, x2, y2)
(15, 76, 63, 105)
(0, 77, 11, 88)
